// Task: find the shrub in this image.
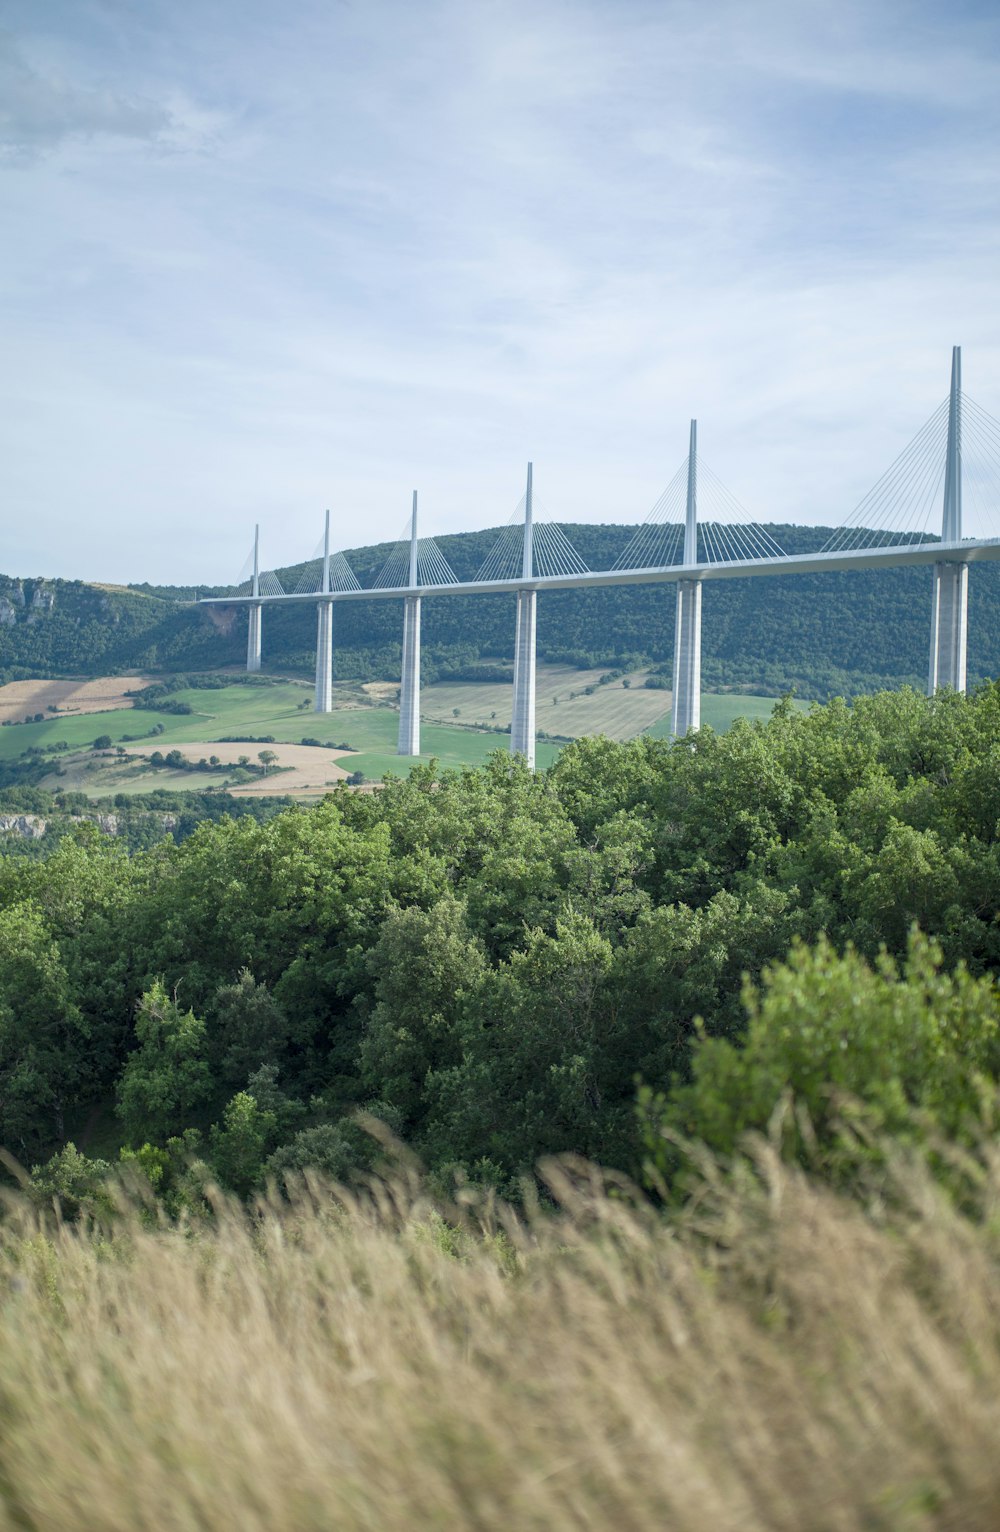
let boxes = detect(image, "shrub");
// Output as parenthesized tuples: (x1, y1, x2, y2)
(644, 930, 1000, 1188)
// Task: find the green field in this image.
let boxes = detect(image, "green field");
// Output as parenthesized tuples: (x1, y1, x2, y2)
(0, 673, 801, 797)
(647, 691, 807, 737)
(4, 680, 559, 789)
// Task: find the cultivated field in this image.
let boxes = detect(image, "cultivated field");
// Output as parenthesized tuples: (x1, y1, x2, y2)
(421, 665, 672, 741)
(48, 739, 355, 797)
(0, 673, 153, 725)
(5, 671, 793, 799)
(19, 680, 557, 797)
(423, 667, 799, 739)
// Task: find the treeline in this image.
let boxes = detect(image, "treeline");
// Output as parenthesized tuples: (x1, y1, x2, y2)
(2, 684, 999, 1206)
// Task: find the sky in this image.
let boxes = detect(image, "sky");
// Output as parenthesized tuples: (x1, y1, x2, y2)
(2, 0, 999, 585)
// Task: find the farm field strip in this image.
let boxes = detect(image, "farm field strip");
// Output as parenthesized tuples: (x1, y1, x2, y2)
(0, 673, 155, 725)
(420, 665, 672, 741)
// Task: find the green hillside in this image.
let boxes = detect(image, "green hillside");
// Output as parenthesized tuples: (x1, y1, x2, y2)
(0, 525, 997, 697)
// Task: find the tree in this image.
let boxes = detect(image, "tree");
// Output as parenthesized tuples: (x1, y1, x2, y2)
(359, 895, 487, 1130)
(116, 981, 212, 1145)
(93, 735, 112, 750)
(211, 970, 288, 1086)
(0, 900, 88, 1156)
(28, 1142, 113, 1219)
(209, 1091, 278, 1197)
(258, 749, 278, 776)
(427, 914, 619, 1173)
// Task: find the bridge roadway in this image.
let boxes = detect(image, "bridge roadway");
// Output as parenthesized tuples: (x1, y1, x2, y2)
(202, 536, 1000, 605)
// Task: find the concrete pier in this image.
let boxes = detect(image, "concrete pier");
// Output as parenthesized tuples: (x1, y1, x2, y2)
(670, 422, 702, 738)
(510, 589, 537, 767)
(247, 522, 262, 672)
(314, 509, 333, 713)
(398, 596, 421, 754)
(397, 493, 421, 755)
(314, 601, 333, 713)
(929, 563, 968, 693)
(510, 464, 537, 768)
(929, 347, 967, 694)
(671, 579, 702, 737)
(247, 604, 261, 673)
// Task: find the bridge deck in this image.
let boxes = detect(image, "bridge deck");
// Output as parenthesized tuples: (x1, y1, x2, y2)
(202, 537, 1000, 605)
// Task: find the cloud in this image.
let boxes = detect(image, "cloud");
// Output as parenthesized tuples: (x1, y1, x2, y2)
(0, 0, 999, 583)
(0, 31, 172, 161)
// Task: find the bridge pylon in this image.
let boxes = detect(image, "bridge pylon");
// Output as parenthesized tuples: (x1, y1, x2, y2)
(671, 422, 702, 738)
(929, 347, 967, 694)
(397, 492, 421, 755)
(510, 463, 537, 769)
(247, 523, 262, 673)
(314, 509, 334, 712)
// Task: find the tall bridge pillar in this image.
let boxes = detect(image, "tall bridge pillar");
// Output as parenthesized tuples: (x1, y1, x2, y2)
(672, 580, 702, 737)
(247, 522, 262, 672)
(929, 346, 967, 694)
(314, 510, 333, 713)
(671, 422, 702, 738)
(510, 464, 537, 769)
(398, 492, 421, 755)
(315, 602, 333, 712)
(511, 589, 537, 768)
(247, 605, 262, 673)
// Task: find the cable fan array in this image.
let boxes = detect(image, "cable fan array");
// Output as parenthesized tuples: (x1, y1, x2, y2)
(475, 496, 590, 581)
(290, 533, 361, 594)
(225, 391, 1000, 596)
(232, 540, 287, 597)
(821, 400, 949, 554)
(612, 457, 786, 571)
(821, 392, 1000, 554)
(371, 521, 459, 588)
(959, 393, 1000, 543)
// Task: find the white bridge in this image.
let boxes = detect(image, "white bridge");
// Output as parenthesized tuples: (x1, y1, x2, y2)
(203, 348, 1000, 767)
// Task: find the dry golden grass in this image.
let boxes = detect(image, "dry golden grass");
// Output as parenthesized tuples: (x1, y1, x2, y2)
(0, 674, 154, 723)
(2, 1145, 1000, 1531)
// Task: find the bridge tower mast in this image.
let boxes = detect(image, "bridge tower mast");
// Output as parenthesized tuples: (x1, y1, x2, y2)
(510, 463, 537, 769)
(929, 346, 967, 694)
(314, 508, 334, 712)
(397, 492, 421, 754)
(671, 421, 702, 737)
(247, 523, 262, 673)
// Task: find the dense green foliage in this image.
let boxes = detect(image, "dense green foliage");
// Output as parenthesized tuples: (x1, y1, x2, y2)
(643, 931, 1000, 1189)
(1, 684, 997, 1203)
(2, 524, 1000, 696)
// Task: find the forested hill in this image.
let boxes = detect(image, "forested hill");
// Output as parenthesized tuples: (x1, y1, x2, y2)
(1, 524, 999, 696)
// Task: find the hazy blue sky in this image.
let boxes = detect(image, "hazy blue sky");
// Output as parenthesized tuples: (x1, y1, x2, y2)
(3, 0, 999, 583)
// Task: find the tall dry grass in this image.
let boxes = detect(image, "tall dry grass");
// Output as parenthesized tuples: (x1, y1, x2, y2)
(2, 1144, 1000, 1531)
